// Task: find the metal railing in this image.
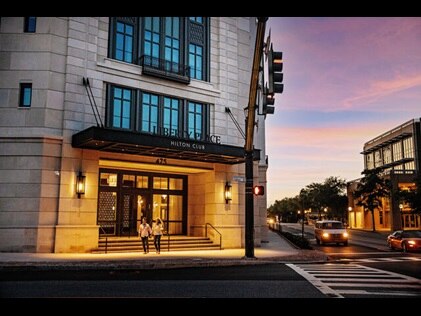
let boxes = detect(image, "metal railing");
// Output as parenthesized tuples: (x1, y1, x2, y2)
(139, 55, 190, 84)
(205, 223, 222, 250)
(99, 225, 108, 254)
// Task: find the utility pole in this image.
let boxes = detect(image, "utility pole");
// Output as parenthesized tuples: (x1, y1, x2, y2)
(244, 17, 268, 258)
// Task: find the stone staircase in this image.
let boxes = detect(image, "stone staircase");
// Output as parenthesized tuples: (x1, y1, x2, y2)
(93, 235, 222, 253)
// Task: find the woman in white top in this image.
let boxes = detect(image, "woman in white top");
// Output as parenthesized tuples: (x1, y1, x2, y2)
(152, 217, 164, 254)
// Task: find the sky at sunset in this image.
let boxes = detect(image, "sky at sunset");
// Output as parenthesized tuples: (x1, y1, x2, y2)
(265, 17, 421, 205)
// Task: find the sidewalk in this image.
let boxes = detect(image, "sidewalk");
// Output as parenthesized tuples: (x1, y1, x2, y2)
(0, 230, 327, 270)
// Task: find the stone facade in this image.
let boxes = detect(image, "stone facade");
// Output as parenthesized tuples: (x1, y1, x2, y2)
(0, 17, 268, 253)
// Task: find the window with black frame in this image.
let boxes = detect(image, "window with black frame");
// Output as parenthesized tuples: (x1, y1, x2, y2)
(108, 17, 209, 83)
(108, 85, 134, 130)
(107, 84, 208, 141)
(109, 17, 138, 63)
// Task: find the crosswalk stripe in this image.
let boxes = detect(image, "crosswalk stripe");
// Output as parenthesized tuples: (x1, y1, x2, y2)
(287, 263, 421, 297)
(343, 256, 421, 263)
(338, 289, 420, 296)
(286, 263, 344, 298)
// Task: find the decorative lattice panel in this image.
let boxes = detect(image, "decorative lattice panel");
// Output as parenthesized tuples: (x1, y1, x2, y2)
(189, 23, 204, 45)
(123, 194, 130, 228)
(98, 192, 116, 225)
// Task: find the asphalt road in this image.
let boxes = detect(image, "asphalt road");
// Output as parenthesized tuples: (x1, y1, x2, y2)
(281, 223, 421, 279)
(0, 264, 324, 298)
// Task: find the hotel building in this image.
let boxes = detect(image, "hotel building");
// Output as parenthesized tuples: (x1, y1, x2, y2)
(0, 17, 269, 252)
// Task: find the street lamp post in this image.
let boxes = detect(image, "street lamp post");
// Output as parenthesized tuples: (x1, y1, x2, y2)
(298, 210, 304, 239)
(348, 206, 352, 228)
(399, 204, 403, 229)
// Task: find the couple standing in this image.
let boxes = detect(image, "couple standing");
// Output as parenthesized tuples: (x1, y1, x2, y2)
(138, 217, 164, 254)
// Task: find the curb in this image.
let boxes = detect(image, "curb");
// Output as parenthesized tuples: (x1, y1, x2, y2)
(0, 251, 329, 271)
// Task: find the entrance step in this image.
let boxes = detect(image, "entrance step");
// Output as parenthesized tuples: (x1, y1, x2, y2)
(93, 235, 222, 253)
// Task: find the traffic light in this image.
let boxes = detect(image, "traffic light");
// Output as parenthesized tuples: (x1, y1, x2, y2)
(262, 86, 275, 115)
(262, 45, 283, 115)
(268, 45, 283, 95)
(253, 185, 264, 196)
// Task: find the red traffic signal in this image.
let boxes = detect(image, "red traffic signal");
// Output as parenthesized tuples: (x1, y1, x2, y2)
(253, 185, 264, 196)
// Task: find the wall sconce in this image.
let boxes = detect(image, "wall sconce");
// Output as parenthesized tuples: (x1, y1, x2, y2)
(76, 171, 86, 198)
(225, 181, 232, 204)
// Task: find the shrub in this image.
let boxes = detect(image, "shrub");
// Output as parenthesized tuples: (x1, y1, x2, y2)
(280, 231, 312, 249)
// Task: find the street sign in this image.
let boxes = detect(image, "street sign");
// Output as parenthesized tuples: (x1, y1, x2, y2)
(232, 175, 245, 182)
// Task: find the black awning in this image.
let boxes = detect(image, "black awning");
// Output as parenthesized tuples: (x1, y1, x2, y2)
(71, 126, 260, 165)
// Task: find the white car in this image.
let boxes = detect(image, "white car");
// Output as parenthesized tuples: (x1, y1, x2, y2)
(314, 220, 348, 246)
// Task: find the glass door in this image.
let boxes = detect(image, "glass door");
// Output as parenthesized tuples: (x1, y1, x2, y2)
(152, 194, 184, 234)
(118, 193, 150, 236)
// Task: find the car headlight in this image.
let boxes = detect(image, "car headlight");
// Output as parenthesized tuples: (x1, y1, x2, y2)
(322, 233, 329, 238)
(343, 232, 348, 238)
(408, 240, 416, 245)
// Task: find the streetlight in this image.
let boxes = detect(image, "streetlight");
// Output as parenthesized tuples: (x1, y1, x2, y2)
(399, 204, 404, 228)
(298, 210, 304, 239)
(347, 206, 352, 228)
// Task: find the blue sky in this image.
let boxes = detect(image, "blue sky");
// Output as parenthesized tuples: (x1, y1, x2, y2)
(265, 17, 421, 205)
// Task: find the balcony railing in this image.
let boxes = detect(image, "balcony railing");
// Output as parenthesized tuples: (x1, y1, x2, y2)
(140, 55, 190, 84)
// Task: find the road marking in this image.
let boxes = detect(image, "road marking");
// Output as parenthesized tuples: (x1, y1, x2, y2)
(287, 263, 421, 297)
(341, 256, 421, 263)
(286, 264, 344, 298)
(338, 289, 420, 296)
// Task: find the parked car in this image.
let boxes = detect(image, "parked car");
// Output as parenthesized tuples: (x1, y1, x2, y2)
(387, 230, 421, 252)
(314, 220, 348, 246)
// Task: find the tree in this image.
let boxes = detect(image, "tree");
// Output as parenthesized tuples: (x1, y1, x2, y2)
(302, 176, 347, 220)
(396, 173, 421, 215)
(353, 169, 390, 232)
(267, 197, 300, 223)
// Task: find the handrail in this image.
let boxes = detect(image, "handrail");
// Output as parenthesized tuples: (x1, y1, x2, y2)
(98, 225, 108, 254)
(205, 223, 222, 250)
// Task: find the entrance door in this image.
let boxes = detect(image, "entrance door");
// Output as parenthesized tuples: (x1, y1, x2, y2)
(118, 193, 150, 236)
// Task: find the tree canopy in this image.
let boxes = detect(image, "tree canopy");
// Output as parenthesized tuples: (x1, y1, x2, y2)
(268, 176, 348, 222)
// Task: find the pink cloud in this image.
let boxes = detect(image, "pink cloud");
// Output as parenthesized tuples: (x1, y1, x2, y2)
(342, 74, 421, 110)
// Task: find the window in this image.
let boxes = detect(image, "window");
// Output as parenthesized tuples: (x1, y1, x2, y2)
(100, 173, 117, 187)
(107, 85, 209, 140)
(188, 101, 204, 140)
(109, 86, 133, 129)
(109, 17, 138, 64)
(164, 17, 181, 73)
(143, 17, 161, 60)
(405, 161, 415, 170)
(136, 176, 148, 189)
(403, 137, 414, 159)
(19, 83, 32, 108)
(187, 17, 207, 80)
(392, 142, 402, 162)
(383, 145, 392, 165)
(365, 153, 374, 170)
(24, 17, 36, 33)
(153, 177, 168, 189)
(115, 22, 134, 63)
(374, 150, 382, 168)
(109, 17, 209, 83)
(141, 93, 159, 133)
(189, 44, 203, 79)
(163, 97, 179, 136)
